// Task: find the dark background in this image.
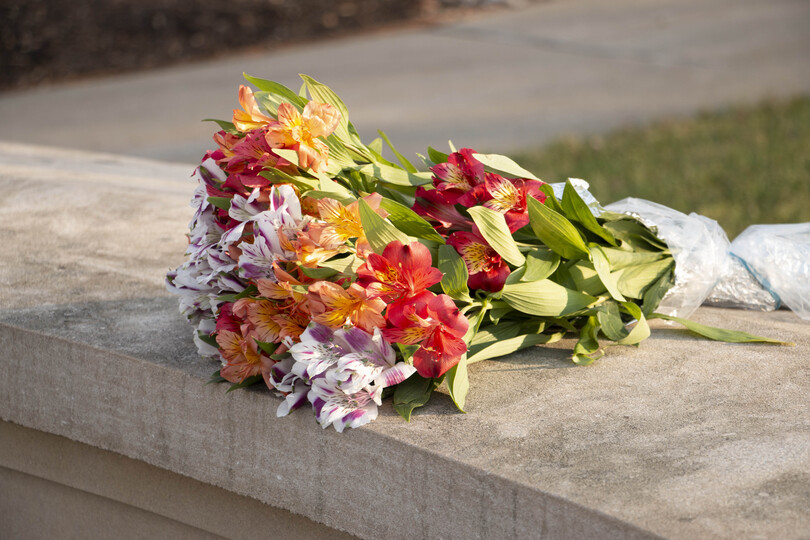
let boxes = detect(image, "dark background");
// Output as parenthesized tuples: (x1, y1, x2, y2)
(1, 0, 509, 91)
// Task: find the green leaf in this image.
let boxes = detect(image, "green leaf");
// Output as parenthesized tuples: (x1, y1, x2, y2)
(500, 279, 598, 317)
(650, 314, 793, 345)
(445, 355, 469, 412)
(244, 73, 306, 107)
(255, 340, 279, 356)
(368, 137, 384, 156)
(604, 219, 668, 252)
(207, 196, 231, 211)
(467, 332, 564, 364)
(468, 206, 526, 266)
(358, 199, 410, 254)
(596, 301, 628, 341)
(590, 245, 627, 302)
(522, 248, 560, 282)
(216, 284, 259, 303)
(526, 197, 591, 260)
(319, 254, 362, 274)
(469, 320, 525, 346)
(355, 163, 433, 187)
(613, 259, 674, 299)
(258, 167, 320, 191)
(207, 369, 227, 385)
(617, 302, 650, 345)
(427, 146, 449, 165)
(226, 374, 264, 393)
(300, 74, 352, 142)
(472, 153, 541, 180)
(380, 198, 446, 243)
(378, 130, 418, 173)
(539, 184, 566, 214)
(396, 343, 420, 364)
(438, 245, 473, 302)
(600, 247, 668, 270)
(572, 316, 603, 365)
(202, 118, 239, 134)
(197, 331, 219, 349)
(272, 148, 300, 168)
(561, 180, 617, 246)
(316, 174, 356, 203)
(641, 267, 675, 316)
(298, 266, 340, 280)
(565, 261, 607, 296)
(392, 373, 442, 421)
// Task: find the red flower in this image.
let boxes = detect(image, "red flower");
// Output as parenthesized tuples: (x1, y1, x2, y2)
(481, 174, 546, 232)
(447, 229, 511, 292)
(411, 187, 473, 233)
(382, 292, 469, 378)
(429, 148, 486, 205)
(356, 241, 443, 304)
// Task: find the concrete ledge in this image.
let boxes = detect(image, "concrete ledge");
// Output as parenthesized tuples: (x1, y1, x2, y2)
(1, 144, 809, 539)
(0, 420, 355, 540)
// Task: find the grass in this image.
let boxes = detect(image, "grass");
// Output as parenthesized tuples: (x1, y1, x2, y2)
(510, 96, 810, 238)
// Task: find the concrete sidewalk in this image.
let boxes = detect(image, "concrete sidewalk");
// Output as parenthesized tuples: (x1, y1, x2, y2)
(1, 0, 808, 166)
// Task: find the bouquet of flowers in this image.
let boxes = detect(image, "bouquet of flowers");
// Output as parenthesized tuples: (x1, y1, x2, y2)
(167, 74, 783, 432)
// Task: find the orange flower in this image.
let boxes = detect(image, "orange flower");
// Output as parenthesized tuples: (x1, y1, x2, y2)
(278, 225, 342, 267)
(308, 281, 386, 332)
(265, 102, 341, 173)
(216, 328, 264, 383)
(317, 193, 386, 254)
(232, 85, 274, 132)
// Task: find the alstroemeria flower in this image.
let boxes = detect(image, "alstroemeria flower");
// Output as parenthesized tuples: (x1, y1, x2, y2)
(382, 292, 469, 378)
(482, 174, 546, 232)
(356, 240, 443, 304)
(326, 326, 416, 394)
(411, 187, 474, 233)
(287, 323, 350, 379)
(215, 302, 273, 384)
(265, 102, 341, 174)
(447, 230, 511, 292)
(430, 148, 486, 205)
(309, 379, 382, 433)
(316, 193, 386, 254)
(232, 85, 274, 132)
(308, 281, 386, 332)
(225, 128, 291, 188)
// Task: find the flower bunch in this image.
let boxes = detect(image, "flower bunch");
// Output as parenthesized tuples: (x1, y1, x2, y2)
(168, 74, 782, 431)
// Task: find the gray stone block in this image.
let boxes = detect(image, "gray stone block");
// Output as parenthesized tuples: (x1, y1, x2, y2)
(1, 144, 808, 539)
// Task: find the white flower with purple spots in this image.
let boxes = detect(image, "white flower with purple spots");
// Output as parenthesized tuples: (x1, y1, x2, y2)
(309, 379, 383, 433)
(326, 327, 416, 394)
(287, 324, 349, 380)
(285, 323, 416, 431)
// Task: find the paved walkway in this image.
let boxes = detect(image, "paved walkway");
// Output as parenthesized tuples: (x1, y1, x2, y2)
(1, 0, 808, 165)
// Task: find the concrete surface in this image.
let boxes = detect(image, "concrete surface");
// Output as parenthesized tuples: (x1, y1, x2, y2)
(1, 0, 808, 165)
(1, 145, 809, 539)
(0, 421, 357, 540)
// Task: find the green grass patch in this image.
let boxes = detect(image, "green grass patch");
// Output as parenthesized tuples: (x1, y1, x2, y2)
(511, 96, 810, 238)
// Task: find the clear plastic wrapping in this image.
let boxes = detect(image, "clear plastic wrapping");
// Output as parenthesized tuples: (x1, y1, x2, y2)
(720, 223, 810, 320)
(604, 198, 730, 319)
